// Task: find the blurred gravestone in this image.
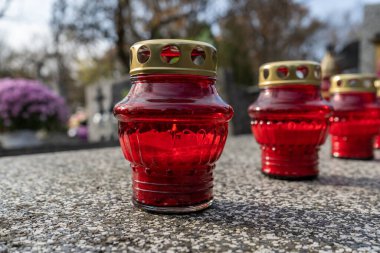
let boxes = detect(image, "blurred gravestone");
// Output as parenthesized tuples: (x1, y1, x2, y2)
(219, 69, 259, 135)
(85, 77, 131, 142)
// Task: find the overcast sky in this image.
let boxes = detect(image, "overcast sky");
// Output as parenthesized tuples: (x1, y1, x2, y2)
(0, 0, 380, 50)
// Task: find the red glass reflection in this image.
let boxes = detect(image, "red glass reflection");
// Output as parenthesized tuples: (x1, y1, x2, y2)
(248, 85, 331, 179)
(114, 74, 233, 208)
(330, 92, 380, 159)
(321, 77, 331, 101)
(375, 96, 380, 149)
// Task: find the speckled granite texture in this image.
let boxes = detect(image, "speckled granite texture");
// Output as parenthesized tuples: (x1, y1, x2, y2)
(0, 135, 380, 252)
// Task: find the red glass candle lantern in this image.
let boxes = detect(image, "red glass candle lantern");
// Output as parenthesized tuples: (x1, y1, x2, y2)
(329, 74, 380, 159)
(248, 61, 331, 179)
(113, 39, 233, 213)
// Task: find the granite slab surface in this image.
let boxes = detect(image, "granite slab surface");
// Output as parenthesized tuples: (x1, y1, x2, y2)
(0, 135, 380, 252)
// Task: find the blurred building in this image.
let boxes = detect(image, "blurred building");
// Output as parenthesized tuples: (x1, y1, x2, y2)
(336, 41, 359, 73)
(320, 3, 380, 76)
(360, 3, 380, 75)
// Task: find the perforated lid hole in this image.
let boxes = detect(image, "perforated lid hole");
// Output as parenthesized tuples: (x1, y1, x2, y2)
(160, 45, 181, 64)
(191, 46, 206, 66)
(363, 79, 373, 88)
(276, 66, 289, 79)
(137, 45, 151, 63)
(348, 79, 359, 87)
(263, 68, 270, 79)
(295, 65, 309, 79)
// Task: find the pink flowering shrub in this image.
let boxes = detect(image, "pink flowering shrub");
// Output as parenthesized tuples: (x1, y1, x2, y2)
(0, 78, 69, 131)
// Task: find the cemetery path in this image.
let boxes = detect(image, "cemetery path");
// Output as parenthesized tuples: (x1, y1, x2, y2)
(0, 135, 380, 252)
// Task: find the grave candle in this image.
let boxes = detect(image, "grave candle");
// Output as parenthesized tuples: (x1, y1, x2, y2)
(329, 74, 380, 159)
(248, 61, 331, 179)
(114, 39, 233, 213)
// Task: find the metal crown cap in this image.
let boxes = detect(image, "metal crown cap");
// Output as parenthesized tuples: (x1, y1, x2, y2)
(129, 39, 217, 77)
(258, 60, 321, 87)
(375, 80, 380, 97)
(330, 74, 377, 94)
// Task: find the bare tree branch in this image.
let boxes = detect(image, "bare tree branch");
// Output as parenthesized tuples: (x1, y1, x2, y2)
(149, 10, 197, 39)
(63, 0, 210, 71)
(114, 0, 130, 71)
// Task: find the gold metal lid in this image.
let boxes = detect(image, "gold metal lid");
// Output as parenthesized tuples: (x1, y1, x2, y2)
(258, 61, 321, 87)
(129, 39, 217, 77)
(330, 74, 377, 94)
(375, 80, 380, 97)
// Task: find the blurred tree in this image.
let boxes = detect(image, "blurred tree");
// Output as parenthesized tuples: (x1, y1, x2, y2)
(0, 0, 11, 18)
(320, 10, 361, 50)
(63, 0, 210, 72)
(0, 40, 52, 80)
(0, 0, 84, 110)
(0, 42, 84, 110)
(51, 0, 70, 99)
(218, 0, 323, 85)
(0, 41, 84, 111)
(52, 0, 322, 88)
(76, 48, 123, 86)
(50, 0, 84, 108)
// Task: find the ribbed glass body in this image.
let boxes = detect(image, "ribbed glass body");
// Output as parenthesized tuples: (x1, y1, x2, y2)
(330, 92, 380, 159)
(114, 74, 233, 212)
(248, 85, 331, 179)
